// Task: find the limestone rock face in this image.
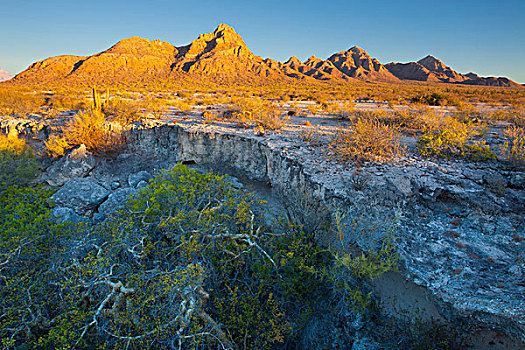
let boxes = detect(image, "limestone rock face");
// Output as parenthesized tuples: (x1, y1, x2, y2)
(42, 144, 97, 187)
(128, 170, 153, 188)
(50, 178, 109, 216)
(51, 207, 91, 225)
(94, 187, 135, 223)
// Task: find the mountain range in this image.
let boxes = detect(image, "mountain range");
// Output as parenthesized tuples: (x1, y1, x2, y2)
(0, 67, 13, 82)
(7, 24, 522, 88)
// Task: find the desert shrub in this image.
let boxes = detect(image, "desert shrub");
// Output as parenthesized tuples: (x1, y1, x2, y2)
(228, 97, 288, 129)
(103, 97, 142, 124)
(64, 110, 123, 153)
(329, 118, 405, 162)
(0, 134, 40, 190)
(501, 126, 525, 164)
(138, 95, 172, 119)
(44, 134, 70, 157)
(299, 128, 323, 146)
(202, 110, 217, 123)
(172, 98, 191, 112)
(0, 185, 78, 349)
(411, 92, 451, 106)
(1, 164, 369, 349)
(418, 116, 495, 160)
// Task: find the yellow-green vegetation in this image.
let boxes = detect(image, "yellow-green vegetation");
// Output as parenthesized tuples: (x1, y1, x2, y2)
(326, 212, 399, 313)
(418, 115, 496, 160)
(63, 109, 123, 153)
(227, 97, 288, 129)
(501, 126, 525, 164)
(0, 134, 40, 189)
(330, 118, 405, 162)
(44, 134, 69, 157)
(411, 92, 461, 107)
(0, 163, 470, 349)
(0, 165, 325, 349)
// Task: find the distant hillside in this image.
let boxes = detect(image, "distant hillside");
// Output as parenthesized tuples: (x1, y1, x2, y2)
(8, 24, 522, 88)
(0, 67, 13, 82)
(385, 55, 521, 88)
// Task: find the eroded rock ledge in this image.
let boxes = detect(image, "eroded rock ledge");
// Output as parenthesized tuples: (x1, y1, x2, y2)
(124, 121, 524, 346)
(2, 115, 524, 346)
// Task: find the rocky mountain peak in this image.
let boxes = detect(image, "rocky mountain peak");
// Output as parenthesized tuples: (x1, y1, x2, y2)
(348, 46, 368, 55)
(285, 56, 303, 69)
(212, 23, 237, 36)
(327, 46, 398, 81)
(418, 55, 447, 71)
(180, 23, 254, 60)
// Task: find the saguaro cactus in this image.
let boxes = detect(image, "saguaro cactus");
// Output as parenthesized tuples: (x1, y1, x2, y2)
(92, 86, 102, 112)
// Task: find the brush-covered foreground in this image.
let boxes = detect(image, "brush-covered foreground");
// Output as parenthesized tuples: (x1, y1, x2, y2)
(0, 139, 464, 349)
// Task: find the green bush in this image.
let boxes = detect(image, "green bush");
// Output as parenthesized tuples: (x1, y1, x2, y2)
(418, 116, 496, 160)
(0, 164, 422, 349)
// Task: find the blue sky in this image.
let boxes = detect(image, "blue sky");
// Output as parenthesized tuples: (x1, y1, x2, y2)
(1, 0, 524, 82)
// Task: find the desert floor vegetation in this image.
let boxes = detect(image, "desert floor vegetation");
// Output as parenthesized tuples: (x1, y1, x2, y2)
(0, 155, 434, 349)
(1, 80, 523, 168)
(329, 118, 406, 163)
(1, 79, 523, 348)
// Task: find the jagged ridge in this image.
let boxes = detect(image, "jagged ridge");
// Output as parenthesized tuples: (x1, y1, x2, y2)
(9, 24, 522, 87)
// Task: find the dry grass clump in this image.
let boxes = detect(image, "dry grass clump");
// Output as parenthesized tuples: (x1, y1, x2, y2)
(63, 110, 123, 153)
(323, 101, 355, 118)
(299, 128, 323, 146)
(501, 126, 525, 164)
(47, 92, 86, 111)
(103, 97, 142, 124)
(226, 97, 288, 130)
(341, 109, 430, 133)
(329, 119, 405, 163)
(488, 109, 525, 127)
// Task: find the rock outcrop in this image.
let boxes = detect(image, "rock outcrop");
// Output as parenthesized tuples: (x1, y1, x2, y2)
(50, 178, 110, 216)
(121, 121, 525, 348)
(42, 144, 97, 186)
(3, 112, 524, 347)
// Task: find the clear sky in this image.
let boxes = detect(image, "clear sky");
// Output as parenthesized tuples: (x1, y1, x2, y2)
(1, 0, 524, 83)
